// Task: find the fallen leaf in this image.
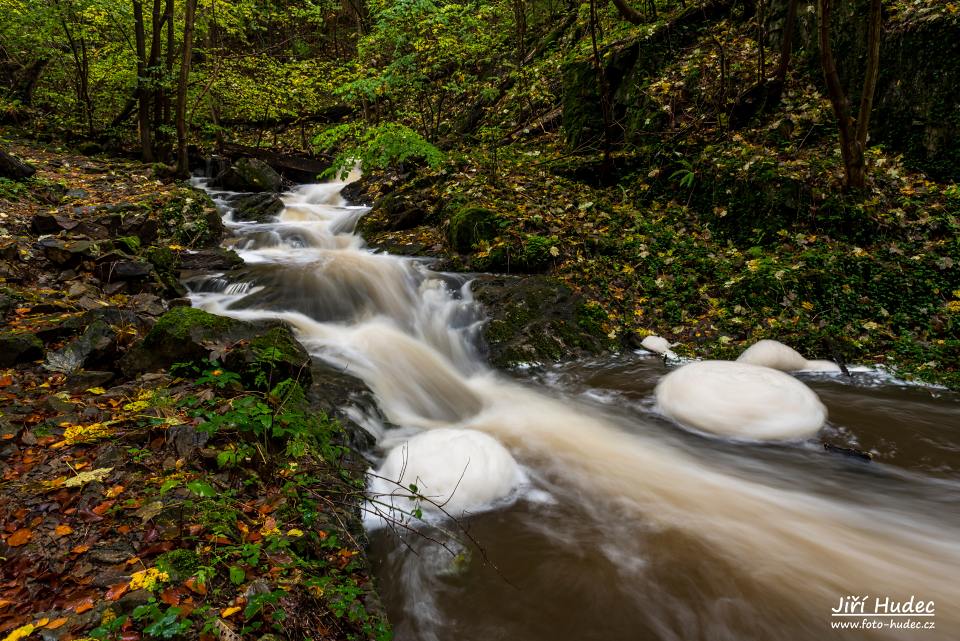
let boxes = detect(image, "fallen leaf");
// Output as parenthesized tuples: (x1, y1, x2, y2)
(44, 618, 69, 630)
(106, 582, 130, 601)
(64, 467, 113, 487)
(220, 607, 241, 618)
(72, 544, 90, 554)
(55, 524, 74, 536)
(184, 577, 207, 596)
(92, 500, 115, 515)
(70, 596, 94, 613)
(7, 529, 32, 547)
(105, 485, 125, 499)
(0, 375, 12, 387)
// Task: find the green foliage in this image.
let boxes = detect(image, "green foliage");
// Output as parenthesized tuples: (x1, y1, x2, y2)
(315, 122, 444, 178)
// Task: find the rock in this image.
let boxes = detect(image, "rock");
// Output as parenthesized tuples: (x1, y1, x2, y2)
(120, 306, 252, 375)
(0, 149, 35, 180)
(129, 293, 165, 316)
(176, 247, 244, 271)
(0, 332, 44, 366)
(44, 320, 117, 374)
(167, 423, 210, 459)
(228, 192, 284, 222)
(96, 258, 154, 282)
(447, 205, 501, 253)
(471, 275, 607, 367)
(65, 370, 115, 391)
(212, 158, 283, 192)
(224, 325, 313, 389)
(30, 213, 71, 235)
(38, 238, 95, 266)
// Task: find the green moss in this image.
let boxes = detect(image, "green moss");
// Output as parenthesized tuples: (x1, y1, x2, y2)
(156, 549, 201, 582)
(144, 245, 177, 271)
(448, 205, 501, 253)
(147, 307, 237, 345)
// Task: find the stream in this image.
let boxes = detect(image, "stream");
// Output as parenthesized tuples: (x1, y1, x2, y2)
(187, 176, 960, 641)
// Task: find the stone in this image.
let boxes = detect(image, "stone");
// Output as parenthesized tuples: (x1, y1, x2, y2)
(471, 275, 607, 368)
(224, 325, 313, 389)
(447, 205, 501, 253)
(176, 247, 243, 271)
(0, 332, 44, 366)
(0, 149, 35, 180)
(212, 158, 283, 192)
(96, 259, 154, 282)
(38, 238, 95, 266)
(44, 320, 117, 374)
(228, 192, 284, 222)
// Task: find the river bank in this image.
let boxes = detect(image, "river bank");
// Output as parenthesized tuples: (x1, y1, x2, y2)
(0, 137, 389, 641)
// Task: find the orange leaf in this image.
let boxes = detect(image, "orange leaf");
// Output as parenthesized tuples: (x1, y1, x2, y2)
(0, 375, 12, 387)
(117, 525, 131, 534)
(106, 582, 130, 602)
(73, 596, 94, 613)
(184, 577, 207, 596)
(45, 618, 69, 630)
(220, 606, 241, 618)
(105, 485, 125, 499)
(71, 544, 90, 554)
(55, 524, 74, 536)
(7, 528, 32, 547)
(92, 500, 115, 515)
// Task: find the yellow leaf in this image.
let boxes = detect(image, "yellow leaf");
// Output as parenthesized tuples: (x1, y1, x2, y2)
(220, 607, 241, 618)
(64, 467, 114, 488)
(2, 624, 34, 641)
(86, 387, 106, 395)
(286, 528, 304, 537)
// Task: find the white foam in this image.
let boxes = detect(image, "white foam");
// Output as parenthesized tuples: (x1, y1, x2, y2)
(737, 339, 841, 373)
(367, 428, 524, 523)
(655, 360, 827, 440)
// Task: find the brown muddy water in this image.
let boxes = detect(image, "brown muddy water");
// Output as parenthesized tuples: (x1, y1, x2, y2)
(189, 177, 960, 641)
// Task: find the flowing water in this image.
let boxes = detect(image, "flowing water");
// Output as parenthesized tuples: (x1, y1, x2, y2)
(188, 177, 960, 641)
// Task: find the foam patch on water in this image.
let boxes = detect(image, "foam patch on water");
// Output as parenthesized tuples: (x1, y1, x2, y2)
(655, 360, 827, 441)
(366, 428, 526, 526)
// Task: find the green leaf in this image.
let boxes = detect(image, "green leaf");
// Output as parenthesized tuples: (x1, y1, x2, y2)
(229, 565, 245, 585)
(186, 480, 215, 497)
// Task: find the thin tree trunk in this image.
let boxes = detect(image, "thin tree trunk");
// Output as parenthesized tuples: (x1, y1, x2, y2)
(177, 0, 198, 176)
(856, 0, 882, 150)
(776, 0, 799, 84)
(818, 0, 881, 190)
(590, 0, 614, 170)
(164, 0, 174, 132)
(133, 0, 154, 162)
(149, 0, 164, 156)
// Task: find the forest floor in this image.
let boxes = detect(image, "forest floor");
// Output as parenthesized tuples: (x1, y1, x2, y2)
(0, 136, 388, 641)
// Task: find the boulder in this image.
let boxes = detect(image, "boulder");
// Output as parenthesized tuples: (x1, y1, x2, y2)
(212, 158, 283, 193)
(228, 192, 284, 222)
(176, 248, 243, 271)
(447, 205, 501, 253)
(0, 332, 44, 366)
(44, 320, 117, 374)
(96, 257, 155, 282)
(471, 275, 608, 368)
(120, 307, 309, 380)
(224, 325, 313, 389)
(38, 238, 95, 266)
(0, 149, 35, 180)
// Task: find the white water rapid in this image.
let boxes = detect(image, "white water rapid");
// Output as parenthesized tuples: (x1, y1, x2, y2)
(189, 176, 960, 641)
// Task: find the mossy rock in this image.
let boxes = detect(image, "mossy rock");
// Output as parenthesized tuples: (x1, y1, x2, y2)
(448, 206, 501, 253)
(225, 325, 313, 389)
(212, 158, 283, 193)
(471, 275, 608, 367)
(0, 332, 44, 367)
(120, 307, 249, 375)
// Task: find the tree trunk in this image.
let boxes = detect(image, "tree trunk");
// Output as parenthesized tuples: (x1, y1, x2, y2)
(177, 0, 198, 177)
(818, 0, 882, 190)
(610, 0, 645, 24)
(775, 0, 799, 84)
(133, 0, 154, 162)
(149, 0, 164, 157)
